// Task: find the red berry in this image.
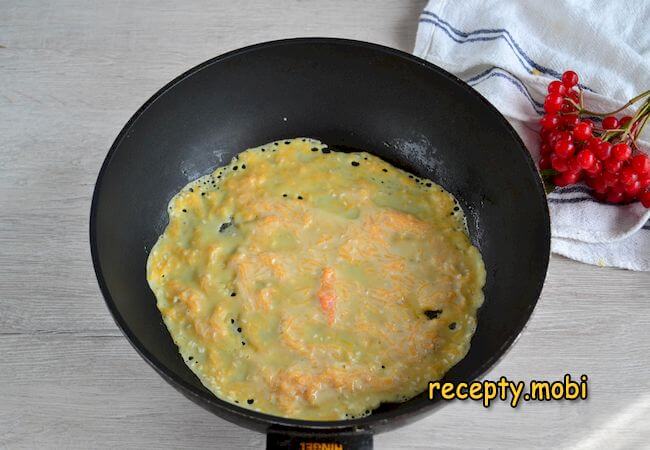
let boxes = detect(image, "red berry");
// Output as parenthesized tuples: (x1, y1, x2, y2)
(619, 167, 638, 185)
(566, 171, 581, 184)
(639, 174, 650, 189)
(539, 156, 551, 170)
(593, 141, 612, 160)
(540, 143, 552, 156)
(576, 149, 596, 169)
(573, 121, 593, 141)
(585, 159, 602, 176)
(553, 174, 568, 187)
(561, 102, 577, 114)
(566, 157, 582, 174)
(590, 176, 608, 193)
(554, 171, 579, 187)
(561, 91, 580, 113)
(620, 116, 633, 127)
(548, 80, 567, 95)
(603, 171, 619, 186)
(641, 190, 650, 208)
(561, 70, 579, 88)
(551, 154, 569, 172)
(606, 186, 625, 204)
(611, 143, 632, 161)
(602, 116, 619, 130)
(547, 130, 563, 145)
(554, 139, 575, 158)
(540, 113, 560, 130)
(630, 154, 650, 175)
(604, 158, 623, 174)
(624, 180, 642, 197)
(560, 131, 574, 142)
(586, 137, 599, 152)
(544, 94, 564, 113)
(561, 114, 580, 128)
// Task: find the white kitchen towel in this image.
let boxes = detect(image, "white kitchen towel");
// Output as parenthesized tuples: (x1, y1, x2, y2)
(414, 0, 650, 271)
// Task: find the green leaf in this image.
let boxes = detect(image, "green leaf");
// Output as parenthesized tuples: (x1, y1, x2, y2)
(543, 180, 556, 194)
(540, 169, 558, 178)
(538, 169, 557, 194)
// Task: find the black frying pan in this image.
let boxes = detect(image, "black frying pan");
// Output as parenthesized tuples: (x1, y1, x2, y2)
(90, 38, 550, 450)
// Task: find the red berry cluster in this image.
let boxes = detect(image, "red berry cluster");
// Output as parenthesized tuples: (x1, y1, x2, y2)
(538, 70, 650, 208)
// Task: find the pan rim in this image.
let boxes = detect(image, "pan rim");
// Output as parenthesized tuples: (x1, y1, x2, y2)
(89, 37, 550, 432)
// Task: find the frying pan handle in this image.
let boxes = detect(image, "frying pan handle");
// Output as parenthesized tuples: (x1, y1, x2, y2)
(266, 427, 373, 450)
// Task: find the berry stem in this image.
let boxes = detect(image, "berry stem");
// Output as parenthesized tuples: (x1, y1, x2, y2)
(597, 97, 650, 143)
(633, 107, 649, 143)
(577, 89, 650, 117)
(579, 87, 585, 110)
(623, 98, 650, 140)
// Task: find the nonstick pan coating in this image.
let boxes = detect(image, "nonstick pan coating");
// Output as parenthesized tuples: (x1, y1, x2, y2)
(90, 38, 550, 438)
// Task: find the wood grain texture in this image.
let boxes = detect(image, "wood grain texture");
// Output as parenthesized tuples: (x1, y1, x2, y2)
(1, 0, 649, 448)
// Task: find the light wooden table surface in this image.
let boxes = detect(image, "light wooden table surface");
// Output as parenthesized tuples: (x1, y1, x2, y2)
(1, 1, 649, 448)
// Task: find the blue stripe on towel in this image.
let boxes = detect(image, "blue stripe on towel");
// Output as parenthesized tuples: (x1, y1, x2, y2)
(419, 18, 532, 75)
(548, 197, 650, 222)
(419, 10, 593, 91)
(467, 67, 544, 114)
(421, 11, 559, 78)
(548, 196, 597, 204)
(552, 185, 592, 195)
